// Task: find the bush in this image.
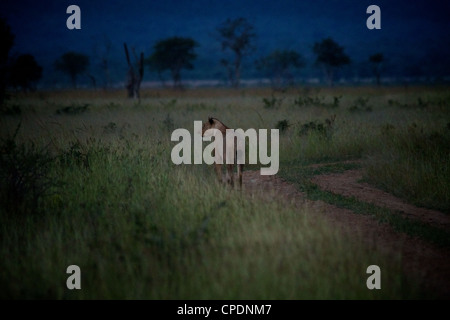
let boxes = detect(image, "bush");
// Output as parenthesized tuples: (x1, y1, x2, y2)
(55, 103, 89, 115)
(275, 119, 289, 133)
(348, 97, 372, 113)
(262, 94, 284, 109)
(58, 140, 90, 169)
(298, 115, 336, 140)
(294, 95, 324, 107)
(1, 104, 21, 115)
(293, 95, 341, 108)
(0, 124, 57, 215)
(162, 113, 175, 132)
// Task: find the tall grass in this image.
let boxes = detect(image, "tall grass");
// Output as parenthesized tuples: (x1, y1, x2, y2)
(0, 127, 418, 299)
(271, 87, 450, 213)
(1, 85, 447, 299)
(365, 123, 450, 213)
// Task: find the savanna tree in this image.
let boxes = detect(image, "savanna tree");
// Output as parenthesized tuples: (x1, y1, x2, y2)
(147, 36, 198, 89)
(9, 54, 43, 91)
(54, 51, 89, 88)
(369, 53, 384, 86)
(256, 49, 305, 89)
(313, 37, 350, 85)
(216, 17, 256, 88)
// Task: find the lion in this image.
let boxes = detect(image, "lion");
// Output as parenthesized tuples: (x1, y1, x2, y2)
(201, 117, 243, 188)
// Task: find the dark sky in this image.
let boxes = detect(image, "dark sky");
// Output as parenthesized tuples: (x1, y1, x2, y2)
(1, 0, 450, 85)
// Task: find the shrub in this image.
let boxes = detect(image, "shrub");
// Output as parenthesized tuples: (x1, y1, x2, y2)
(1, 104, 21, 115)
(275, 119, 289, 133)
(262, 94, 284, 109)
(58, 140, 90, 169)
(348, 97, 372, 113)
(298, 115, 336, 140)
(294, 95, 324, 107)
(293, 95, 340, 108)
(55, 103, 89, 115)
(162, 113, 175, 132)
(0, 124, 57, 215)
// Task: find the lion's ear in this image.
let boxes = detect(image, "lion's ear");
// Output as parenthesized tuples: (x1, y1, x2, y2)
(208, 117, 214, 124)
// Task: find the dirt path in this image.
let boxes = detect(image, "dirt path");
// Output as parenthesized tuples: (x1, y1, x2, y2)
(311, 169, 450, 231)
(242, 169, 450, 299)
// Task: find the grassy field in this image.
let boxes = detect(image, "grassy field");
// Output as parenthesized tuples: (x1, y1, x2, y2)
(0, 85, 449, 299)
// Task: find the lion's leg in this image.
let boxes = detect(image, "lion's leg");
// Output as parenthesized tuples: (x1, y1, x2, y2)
(215, 164, 222, 183)
(226, 164, 234, 187)
(238, 164, 243, 189)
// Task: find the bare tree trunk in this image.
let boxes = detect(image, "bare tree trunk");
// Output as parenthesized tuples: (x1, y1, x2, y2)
(87, 74, 96, 89)
(101, 58, 110, 90)
(93, 35, 112, 90)
(233, 53, 241, 88)
(124, 43, 144, 100)
(157, 71, 167, 88)
(375, 68, 381, 86)
(71, 74, 77, 89)
(221, 59, 234, 87)
(324, 66, 334, 86)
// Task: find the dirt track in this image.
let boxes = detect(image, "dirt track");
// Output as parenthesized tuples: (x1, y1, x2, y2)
(242, 169, 450, 299)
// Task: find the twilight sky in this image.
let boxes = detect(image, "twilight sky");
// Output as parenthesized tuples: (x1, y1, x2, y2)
(1, 0, 449, 86)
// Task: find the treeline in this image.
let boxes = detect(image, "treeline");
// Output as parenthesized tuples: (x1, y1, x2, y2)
(0, 16, 409, 100)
